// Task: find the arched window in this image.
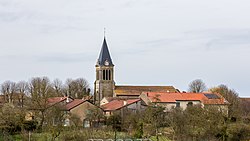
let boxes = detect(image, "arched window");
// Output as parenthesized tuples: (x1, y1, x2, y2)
(109, 70, 111, 80)
(105, 70, 108, 80)
(103, 70, 105, 80)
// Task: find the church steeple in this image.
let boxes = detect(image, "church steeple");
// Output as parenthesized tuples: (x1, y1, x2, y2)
(94, 37, 115, 105)
(97, 38, 114, 66)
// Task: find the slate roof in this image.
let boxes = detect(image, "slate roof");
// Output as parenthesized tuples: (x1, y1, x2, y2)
(115, 85, 179, 96)
(101, 99, 141, 111)
(144, 92, 228, 105)
(97, 38, 114, 66)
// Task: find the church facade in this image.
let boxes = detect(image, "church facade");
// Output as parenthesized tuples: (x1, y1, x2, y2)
(94, 38, 179, 105)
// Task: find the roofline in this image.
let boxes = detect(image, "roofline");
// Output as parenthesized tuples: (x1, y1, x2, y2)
(116, 94, 140, 96)
(103, 99, 141, 111)
(66, 100, 86, 111)
(115, 85, 175, 87)
(152, 101, 176, 103)
(204, 103, 230, 105)
(176, 100, 201, 101)
(66, 100, 104, 111)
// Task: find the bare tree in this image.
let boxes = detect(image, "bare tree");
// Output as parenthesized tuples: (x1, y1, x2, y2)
(1, 81, 17, 103)
(52, 79, 63, 96)
(28, 77, 53, 129)
(188, 79, 207, 93)
(16, 81, 28, 107)
(16, 81, 28, 94)
(63, 78, 90, 99)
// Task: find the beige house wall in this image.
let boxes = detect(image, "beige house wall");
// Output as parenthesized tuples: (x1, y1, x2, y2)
(100, 97, 109, 106)
(178, 101, 202, 110)
(104, 101, 144, 116)
(70, 101, 101, 123)
(155, 103, 176, 111)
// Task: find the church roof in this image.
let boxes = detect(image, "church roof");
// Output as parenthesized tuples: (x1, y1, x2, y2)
(97, 38, 114, 66)
(114, 85, 179, 96)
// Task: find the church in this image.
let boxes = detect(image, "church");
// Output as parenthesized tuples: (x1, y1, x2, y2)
(93, 37, 229, 115)
(94, 37, 180, 105)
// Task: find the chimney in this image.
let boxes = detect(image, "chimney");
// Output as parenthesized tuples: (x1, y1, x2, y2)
(66, 97, 70, 103)
(123, 100, 127, 106)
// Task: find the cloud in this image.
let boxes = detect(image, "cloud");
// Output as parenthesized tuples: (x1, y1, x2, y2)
(0, 0, 87, 33)
(204, 30, 250, 50)
(0, 52, 95, 64)
(35, 53, 94, 63)
(179, 28, 250, 50)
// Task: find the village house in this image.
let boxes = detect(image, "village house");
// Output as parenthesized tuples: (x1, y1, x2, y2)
(101, 98, 144, 116)
(25, 96, 102, 127)
(140, 92, 229, 113)
(63, 99, 103, 127)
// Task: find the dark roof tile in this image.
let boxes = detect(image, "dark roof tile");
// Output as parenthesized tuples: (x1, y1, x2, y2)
(97, 38, 113, 66)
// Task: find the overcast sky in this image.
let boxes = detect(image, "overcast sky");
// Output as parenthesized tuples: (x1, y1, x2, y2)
(0, 0, 250, 97)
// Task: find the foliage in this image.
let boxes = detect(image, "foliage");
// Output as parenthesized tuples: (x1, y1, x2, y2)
(1, 77, 250, 140)
(106, 114, 122, 131)
(85, 107, 105, 127)
(0, 103, 25, 134)
(209, 84, 241, 119)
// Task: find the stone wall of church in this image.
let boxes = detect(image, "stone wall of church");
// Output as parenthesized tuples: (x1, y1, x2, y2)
(99, 81, 114, 98)
(94, 80, 114, 103)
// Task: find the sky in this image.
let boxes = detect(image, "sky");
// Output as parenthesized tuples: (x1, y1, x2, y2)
(0, 0, 250, 97)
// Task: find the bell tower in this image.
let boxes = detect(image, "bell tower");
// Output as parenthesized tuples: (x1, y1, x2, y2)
(94, 37, 115, 105)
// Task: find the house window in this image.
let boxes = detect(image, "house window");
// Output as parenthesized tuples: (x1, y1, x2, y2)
(83, 120, 90, 128)
(64, 119, 70, 126)
(176, 102, 180, 108)
(187, 102, 193, 107)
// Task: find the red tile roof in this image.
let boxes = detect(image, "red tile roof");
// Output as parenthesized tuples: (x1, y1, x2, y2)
(101, 99, 141, 111)
(115, 85, 179, 96)
(145, 92, 226, 105)
(47, 97, 68, 106)
(64, 99, 86, 110)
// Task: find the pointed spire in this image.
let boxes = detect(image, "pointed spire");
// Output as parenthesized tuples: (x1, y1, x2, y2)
(97, 37, 114, 66)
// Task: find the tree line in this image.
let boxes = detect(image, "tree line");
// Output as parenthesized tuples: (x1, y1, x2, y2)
(0, 77, 91, 140)
(0, 78, 250, 140)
